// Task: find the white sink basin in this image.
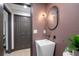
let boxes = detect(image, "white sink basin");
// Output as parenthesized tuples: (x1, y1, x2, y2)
(35, 39, 55, 56)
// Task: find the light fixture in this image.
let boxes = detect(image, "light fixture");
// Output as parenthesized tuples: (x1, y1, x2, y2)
(24, 5, 27, 8)
(39, 12, 47, 19)
(43, 13, 47, 17)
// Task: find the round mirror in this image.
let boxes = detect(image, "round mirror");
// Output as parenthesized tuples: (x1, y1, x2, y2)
(47, 6, 59, 30)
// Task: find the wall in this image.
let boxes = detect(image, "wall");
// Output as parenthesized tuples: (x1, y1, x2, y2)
(32, 4, 47, 55)
(3, 10, 8, 50)
(32, 3, 79, 56)
(0, 4, 3, 55)
(46, 3, 79, 56)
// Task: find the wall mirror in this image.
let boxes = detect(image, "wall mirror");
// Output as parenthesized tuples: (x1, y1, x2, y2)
(47, 6, 59, 30)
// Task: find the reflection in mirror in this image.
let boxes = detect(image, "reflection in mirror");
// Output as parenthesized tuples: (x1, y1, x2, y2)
(47, 6, 59, 30)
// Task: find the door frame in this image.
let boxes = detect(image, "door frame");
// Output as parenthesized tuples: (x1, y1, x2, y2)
(13, 4, 32, 56)
(13, 14, 32, 56)
(30, 4, 33, 56)
(4, 4, 12, 53)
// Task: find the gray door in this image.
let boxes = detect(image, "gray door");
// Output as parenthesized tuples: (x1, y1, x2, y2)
(14, 15, 31, 50)
(0, 5, 3, 56)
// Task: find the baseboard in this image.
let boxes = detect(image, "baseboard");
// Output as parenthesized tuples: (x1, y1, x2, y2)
(6, 49, 15, 53)
(6, 50, 10, 53)
(11, 49, 15, 52)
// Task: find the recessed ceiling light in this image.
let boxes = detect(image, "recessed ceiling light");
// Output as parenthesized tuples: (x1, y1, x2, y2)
(24, 5, 27, 8)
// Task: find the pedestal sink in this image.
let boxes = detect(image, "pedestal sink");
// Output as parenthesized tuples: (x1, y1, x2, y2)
(35, 39, 55, 56)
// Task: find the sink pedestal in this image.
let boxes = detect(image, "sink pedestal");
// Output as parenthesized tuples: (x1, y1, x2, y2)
(35, 39, 55, 56)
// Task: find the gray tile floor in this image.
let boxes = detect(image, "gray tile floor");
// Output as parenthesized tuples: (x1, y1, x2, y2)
(4, 48, 30, 56)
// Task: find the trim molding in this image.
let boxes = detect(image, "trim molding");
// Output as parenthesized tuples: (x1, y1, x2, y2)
(13, 3, 31, 7)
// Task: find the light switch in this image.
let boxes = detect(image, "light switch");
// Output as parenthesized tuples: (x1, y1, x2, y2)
(33, 29, 38, 34)
(43, 30, 46, 34)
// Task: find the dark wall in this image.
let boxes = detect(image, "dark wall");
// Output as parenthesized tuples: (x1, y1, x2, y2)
(46, 3, 79, 56)
(14, 15, 31, 50)
(0, 5, 3, 56)
(8, 12, 11, 53)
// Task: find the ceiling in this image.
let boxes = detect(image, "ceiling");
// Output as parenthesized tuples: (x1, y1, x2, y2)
(5, 3, 31, 16)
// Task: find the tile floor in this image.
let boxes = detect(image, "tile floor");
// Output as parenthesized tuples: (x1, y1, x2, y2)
(4, 48, 30, 56)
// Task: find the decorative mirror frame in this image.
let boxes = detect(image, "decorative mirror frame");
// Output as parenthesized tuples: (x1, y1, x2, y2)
(47, 6, 59, 30)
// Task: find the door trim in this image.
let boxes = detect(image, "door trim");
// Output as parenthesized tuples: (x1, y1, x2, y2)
(4, 4, 12, 53)
(30, 4, 33, 56)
